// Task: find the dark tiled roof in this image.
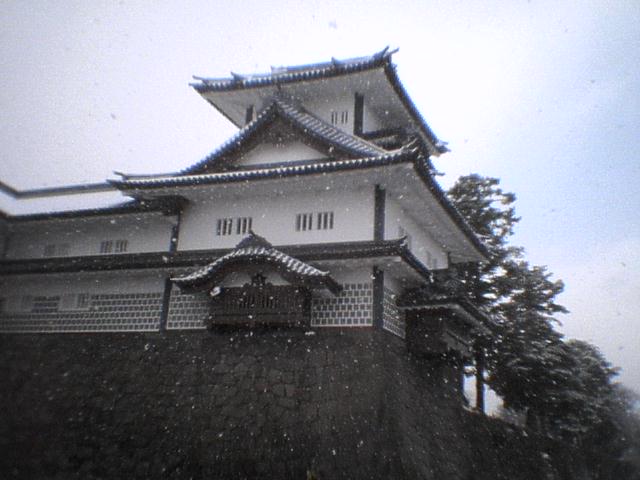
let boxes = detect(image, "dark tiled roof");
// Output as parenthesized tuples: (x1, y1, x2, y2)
(0, 239, 420, 276)
(171, 233, 341, 294)
(397, 271, 492, 333)
(110, 148, 416, 189)
(191, 48, 447, 156)
(181, 100, 387, 175)
(110, 151, 489, 261)
(191, 47, 396, 93)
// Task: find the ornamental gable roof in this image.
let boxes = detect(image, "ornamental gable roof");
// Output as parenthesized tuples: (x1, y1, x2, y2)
(171, 232, 341, 294)
(178, 100, 388, 175)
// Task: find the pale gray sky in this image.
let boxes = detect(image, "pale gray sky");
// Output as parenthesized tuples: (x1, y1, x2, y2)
(1, 0, 639, 393)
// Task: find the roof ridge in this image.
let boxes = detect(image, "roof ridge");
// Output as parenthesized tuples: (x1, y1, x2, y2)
(191, 47, 397, 90)
(179, 101, 280, 174)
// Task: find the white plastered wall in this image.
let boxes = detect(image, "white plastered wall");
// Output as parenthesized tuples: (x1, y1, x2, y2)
(235, 141, 325, 167)
(0, 270, 166, 312)
(362, 103, 385, 132)
(384, 196, 447, 269)
(5, 213, 175, 259)
(304, 93, 354, 134)
(178, 186, 374, 251)
(1, 270, 165, 297)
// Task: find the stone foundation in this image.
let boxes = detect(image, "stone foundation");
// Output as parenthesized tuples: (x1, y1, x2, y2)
(0, 329, 556, 479)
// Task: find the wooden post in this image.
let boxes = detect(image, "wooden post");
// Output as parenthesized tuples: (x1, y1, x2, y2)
(475, 346, 485, 414)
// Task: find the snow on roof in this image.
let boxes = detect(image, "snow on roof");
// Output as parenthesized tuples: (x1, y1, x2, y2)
(191, 47, 397, 92)
(111, 148, 417, 189)
(172, 232, 341, 294)
(180, 99, 388, 175)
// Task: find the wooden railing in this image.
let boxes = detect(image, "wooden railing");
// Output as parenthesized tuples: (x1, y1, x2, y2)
(209, 285, 310, 327)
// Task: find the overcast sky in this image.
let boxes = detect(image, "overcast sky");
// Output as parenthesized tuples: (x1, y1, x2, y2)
(1, 1, 638, 394)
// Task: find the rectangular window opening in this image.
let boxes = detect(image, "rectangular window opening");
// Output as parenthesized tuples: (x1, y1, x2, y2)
(296, 211, 334, 232)
(330, 110, 349, 126)
(216, 217, 252, 236)
(115, 239, 128, 253)
(99, 240, 113, 254)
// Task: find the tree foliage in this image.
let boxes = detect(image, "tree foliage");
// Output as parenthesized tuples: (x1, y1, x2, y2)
(447, 174, 638, 475)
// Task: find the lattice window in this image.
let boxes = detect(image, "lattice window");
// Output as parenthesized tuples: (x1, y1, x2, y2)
(115, 239, 128, 253)
(236, 217, 252, 235)
(297, 211, 334, 232)
(216, 218, 233, 236)
(216, 217, 252, 236)
(317, 211, 334, 230)
(330, 110, 349, 125)
(296, 213, 314, 231)
(100, 240, 113, 254)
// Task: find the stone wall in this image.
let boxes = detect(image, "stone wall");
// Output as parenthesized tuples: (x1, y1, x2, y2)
(311, 282, 373, 327)
(0, 329, 559, 479)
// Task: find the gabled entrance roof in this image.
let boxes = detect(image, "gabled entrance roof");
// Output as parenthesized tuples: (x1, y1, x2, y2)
(171, 232, 342, 295)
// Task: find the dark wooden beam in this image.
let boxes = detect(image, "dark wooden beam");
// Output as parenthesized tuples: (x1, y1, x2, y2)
(354, 93, 364, 136)
(374, 185, 386, 241)
(372, 266, 384, 329)
(475, 346, 486, 414)
(158, 277, 173, 332)
(245, 105, 254, 125)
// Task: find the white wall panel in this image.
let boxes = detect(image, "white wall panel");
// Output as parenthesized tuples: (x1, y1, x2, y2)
(178, 187, 374, 250)
(6, 214, 174, 259)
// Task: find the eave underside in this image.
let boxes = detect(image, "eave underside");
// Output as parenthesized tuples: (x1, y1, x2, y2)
(0, 240, 429, 281)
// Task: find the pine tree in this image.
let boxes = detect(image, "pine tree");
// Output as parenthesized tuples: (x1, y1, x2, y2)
(448, 174, 639, 476)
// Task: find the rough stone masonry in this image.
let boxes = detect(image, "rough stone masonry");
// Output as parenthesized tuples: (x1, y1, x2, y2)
(0, 329, 558, 479)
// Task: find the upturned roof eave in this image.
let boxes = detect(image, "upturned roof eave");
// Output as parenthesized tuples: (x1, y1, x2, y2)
(190, 48, 393, 93)
(109, 149, 417, 191)
(108, 152, 488, 262)
(190, 48, 448, 157)
(412, 159, 490, 261)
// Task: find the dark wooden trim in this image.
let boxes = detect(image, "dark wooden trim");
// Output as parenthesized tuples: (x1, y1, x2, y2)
(359, 127, 404, 140)
(354, 93, 364, 135)
(372, 266, 384, 329)
(169, 210, 182, 254)
(1, 231, 10, 260)
(475, 346, 486, 414)
(374, 185, 386, 241)
(245, 105, 254, 125)
(158, 277, 173, 332)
